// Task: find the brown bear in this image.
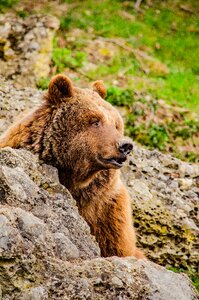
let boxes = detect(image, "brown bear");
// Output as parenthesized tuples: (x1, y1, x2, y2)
(0, 75, 144, 258)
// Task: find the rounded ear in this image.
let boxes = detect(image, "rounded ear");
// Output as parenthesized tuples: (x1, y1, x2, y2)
(47, 74, 74, 104)
(93, 80, 106, 99)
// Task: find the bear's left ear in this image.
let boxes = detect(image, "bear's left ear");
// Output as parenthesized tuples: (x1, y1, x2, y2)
(47, 74, 74, 104)
(93, 80, 107, 99)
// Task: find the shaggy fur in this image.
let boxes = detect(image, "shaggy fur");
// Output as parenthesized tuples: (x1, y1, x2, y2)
(0, 75, 144, 258)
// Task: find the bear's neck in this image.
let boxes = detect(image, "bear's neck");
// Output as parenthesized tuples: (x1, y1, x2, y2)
(62, 168, 120, 207)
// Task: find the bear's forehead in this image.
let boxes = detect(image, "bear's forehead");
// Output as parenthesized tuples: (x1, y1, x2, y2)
(74, 88, 121, 122)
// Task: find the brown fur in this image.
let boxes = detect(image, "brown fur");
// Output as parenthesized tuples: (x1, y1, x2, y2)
(0, 75, 144, 259)
(93, 80, 107, 99)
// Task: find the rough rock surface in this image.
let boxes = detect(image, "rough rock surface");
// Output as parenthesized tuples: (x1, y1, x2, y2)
(123, 146, 199, 272)
(0, 147, 99, 261)
(0, 76, 42, 134)
(0, 14, 59, 87)
(0, 147, 198, 299)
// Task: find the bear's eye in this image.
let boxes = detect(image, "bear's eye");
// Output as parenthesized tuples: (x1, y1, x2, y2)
(90, 119, 101, 128)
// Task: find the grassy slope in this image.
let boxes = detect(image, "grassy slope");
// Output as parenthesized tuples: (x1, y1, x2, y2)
(59, 0, 199, 112)
(7, 0, 198, 112)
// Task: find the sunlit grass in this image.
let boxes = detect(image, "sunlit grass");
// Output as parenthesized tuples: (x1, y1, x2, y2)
(60, 0, 199, 112)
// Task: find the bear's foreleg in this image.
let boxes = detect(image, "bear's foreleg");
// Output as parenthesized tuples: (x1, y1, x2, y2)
(97, 184, 145, 259)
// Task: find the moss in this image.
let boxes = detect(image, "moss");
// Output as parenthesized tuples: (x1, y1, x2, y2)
(42, 182, 49, 190)
(132, 199, 198, 276)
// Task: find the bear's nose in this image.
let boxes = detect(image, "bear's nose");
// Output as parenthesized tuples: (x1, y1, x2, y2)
(118, 140, 133, 155)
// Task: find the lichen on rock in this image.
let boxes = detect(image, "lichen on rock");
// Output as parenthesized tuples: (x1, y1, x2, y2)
(0, 148, 198, 299)
(123, 145, 199, 273)
(0, 14, 59, 88)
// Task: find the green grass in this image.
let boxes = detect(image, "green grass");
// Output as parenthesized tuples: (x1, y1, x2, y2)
(106, 85, 199, 162)
(106, 86, 133, 106)
(0, 0, 18, 12)
(36, 77, 50, 90)
(60, 1, 144, 37)
(154, 70, 199, 109)
(60, 0, 199, 112)
(52, 37, 87, 72)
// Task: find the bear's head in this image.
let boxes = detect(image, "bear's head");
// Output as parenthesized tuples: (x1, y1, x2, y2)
(42, 75, 133, 188)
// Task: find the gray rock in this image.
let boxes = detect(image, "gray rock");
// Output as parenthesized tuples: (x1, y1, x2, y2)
(54, 232, 80, 260)
(42, 257, 197, 300)
(0, 14, 59, 88)
(0, 146, 197, 299)
(122, 143, 199, 273)
(0, 147, 100, 262)
(0, 76, 42, 134)
(110, 276, 124, 288)
(21, 286, 48, 300)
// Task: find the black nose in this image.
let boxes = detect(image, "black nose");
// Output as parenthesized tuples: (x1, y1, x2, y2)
(118, 141, 133, 155)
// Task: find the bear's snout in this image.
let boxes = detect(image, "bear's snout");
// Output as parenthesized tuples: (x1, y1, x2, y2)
(118, 139, 133, 156)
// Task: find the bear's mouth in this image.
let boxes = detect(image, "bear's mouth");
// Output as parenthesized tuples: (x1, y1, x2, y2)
(99, 155, 127, 168)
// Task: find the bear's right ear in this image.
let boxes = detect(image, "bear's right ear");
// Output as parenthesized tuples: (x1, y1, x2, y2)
(47, 74, 74, 104)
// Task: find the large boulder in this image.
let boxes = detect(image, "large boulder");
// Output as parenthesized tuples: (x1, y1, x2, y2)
(0, 147, 198, 299)
(0, 76, 42, 134)
(0, 14, 59, 87)
(0, 147, 100, 261)
(123, 146, 199, 273)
